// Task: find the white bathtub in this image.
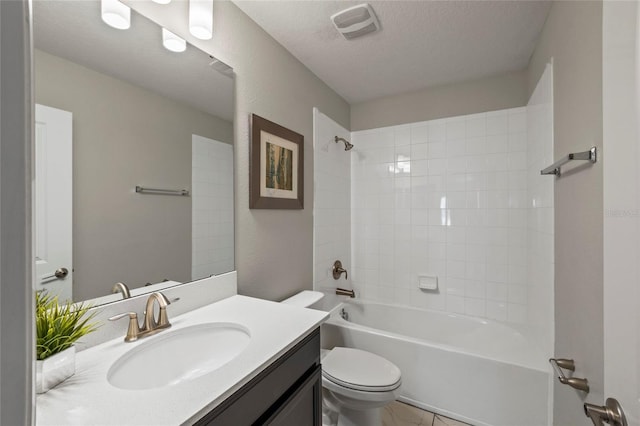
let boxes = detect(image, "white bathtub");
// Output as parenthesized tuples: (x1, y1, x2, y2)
(320, 300, 550, 426)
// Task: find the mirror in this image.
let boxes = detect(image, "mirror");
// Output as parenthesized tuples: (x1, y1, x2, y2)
(32, 1, 234, 307)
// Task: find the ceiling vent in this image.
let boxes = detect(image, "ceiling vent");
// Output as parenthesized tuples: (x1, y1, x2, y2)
(331, 4, 380, 40)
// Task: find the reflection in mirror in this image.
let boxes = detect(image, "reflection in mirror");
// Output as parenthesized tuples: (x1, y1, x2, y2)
(33, 1, 234, 307)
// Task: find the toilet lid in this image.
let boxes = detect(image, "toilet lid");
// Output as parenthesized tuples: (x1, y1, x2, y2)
(322, 347, 401, 391)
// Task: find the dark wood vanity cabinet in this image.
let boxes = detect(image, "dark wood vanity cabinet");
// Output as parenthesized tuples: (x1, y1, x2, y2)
(194, 328, 322, 426)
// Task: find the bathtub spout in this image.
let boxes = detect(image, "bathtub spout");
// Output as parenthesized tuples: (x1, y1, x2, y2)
(336, 288, 355, 298)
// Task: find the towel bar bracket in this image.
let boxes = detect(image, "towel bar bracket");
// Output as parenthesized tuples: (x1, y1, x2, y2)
(541, 147, 597, 176)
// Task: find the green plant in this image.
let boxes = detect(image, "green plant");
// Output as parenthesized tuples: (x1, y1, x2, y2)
(35, 292, 99, 361)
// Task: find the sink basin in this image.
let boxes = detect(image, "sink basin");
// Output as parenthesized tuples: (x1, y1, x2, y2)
(107, 322, 251, 390)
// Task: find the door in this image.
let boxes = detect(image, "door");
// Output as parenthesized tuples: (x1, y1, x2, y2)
(603, 2, 640, 425)
(34, 104, 73, 302)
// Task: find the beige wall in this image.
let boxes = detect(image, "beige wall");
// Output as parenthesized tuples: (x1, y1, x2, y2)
(0, 2, 33, 423)
(350, 70, 527, 131)
(35, 49, 233, 301)
(528, 2, 604, 424)
(125, 1, 350, 301)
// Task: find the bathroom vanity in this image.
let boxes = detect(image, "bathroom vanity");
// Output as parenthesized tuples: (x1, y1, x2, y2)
(196, 328, 321, 425)
(35, 295, 327, 425)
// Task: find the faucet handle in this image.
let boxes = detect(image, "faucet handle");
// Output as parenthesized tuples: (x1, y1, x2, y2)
(157, 295, 172, 328)
(332, 260, 348, 280)
(109, 312, 141, 342)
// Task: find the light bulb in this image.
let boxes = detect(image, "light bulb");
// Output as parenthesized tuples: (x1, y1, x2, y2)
(101, 0, 130, 30)
(189, 0, 213, 40)
(162, 28, 186, 53)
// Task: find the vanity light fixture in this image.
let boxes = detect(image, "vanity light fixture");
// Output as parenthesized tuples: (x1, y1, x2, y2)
(189, 0, 213, 40)
(101, 0, 131, 30)
(162, 28, 187, 53)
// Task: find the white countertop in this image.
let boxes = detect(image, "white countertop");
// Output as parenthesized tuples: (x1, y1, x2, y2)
(36, 295, 328, 425)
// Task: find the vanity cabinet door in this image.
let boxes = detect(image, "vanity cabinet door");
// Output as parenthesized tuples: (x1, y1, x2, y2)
(259, 365, 321, 426)
(194, 328, 320, 426)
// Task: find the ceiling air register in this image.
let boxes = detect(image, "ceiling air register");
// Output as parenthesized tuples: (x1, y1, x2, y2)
(331, 4, 380, 40)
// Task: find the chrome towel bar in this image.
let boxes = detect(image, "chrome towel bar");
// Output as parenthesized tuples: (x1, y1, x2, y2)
(135, 186, 189, 196)
(541, 147, 597, 176)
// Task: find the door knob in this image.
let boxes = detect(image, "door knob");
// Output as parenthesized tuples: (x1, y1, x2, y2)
(584, 398, 627, 426)
(54, 267, 69, 279)
(41, 267, 69, 282)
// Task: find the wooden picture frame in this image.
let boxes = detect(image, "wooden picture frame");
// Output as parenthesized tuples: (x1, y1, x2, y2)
(250, 114, 304, 209)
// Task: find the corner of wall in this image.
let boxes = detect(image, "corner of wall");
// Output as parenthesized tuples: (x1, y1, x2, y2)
(0, 1, 34, 423)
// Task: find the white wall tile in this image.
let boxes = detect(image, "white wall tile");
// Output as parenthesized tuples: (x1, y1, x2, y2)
(191, 135, 234, 279)
(486, 113, 509, 136)
(428, 121, 446, 142)
(466, 115, 486, 138)
(508, 111, 527, 134)
(486, 134, 508, 153)
(465, 297, 486, 317)
(446, 120, 466, 140)
(313, 110, 352, 292)
(446, 295, 465, 314)
(486, 282, 508, 301)
(411, 124, 429, 143)
(411, 143, 428, 160)
(395, 125, 411, 146)
(486, 301, 508, 321)
(343, 104, 551, 335)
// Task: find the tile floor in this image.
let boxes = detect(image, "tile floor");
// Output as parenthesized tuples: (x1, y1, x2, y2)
(382, 401, 471, 426)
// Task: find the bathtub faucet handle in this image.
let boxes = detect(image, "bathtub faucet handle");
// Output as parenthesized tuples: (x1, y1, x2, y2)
(332, 260, 348, 280)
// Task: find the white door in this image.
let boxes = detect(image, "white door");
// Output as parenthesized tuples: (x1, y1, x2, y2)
(34, 104, 73, 302)
(603, 2, 640, 425)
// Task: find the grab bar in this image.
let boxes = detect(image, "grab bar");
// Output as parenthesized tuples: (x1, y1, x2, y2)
(135, 186, 189, 196)
(541, 147, 597, 176)
(549, 358, 590, 393)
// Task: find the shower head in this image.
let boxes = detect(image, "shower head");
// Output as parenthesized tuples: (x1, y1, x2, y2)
(335, 136, 354, 151)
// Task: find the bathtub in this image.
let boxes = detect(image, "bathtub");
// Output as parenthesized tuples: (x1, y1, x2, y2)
(320, 299, 550, 426)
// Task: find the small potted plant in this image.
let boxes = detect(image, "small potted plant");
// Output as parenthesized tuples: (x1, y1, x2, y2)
(35, 292, 99, 393)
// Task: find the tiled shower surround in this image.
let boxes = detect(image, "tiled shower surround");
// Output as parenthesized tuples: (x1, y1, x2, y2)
(351, 101, 553, 329)
(192, 135, 234, 280)
(313, 109, 352, 292)
(313, 69, 553, 349)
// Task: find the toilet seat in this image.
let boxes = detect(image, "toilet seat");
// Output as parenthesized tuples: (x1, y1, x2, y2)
(322, 347, 401, 393)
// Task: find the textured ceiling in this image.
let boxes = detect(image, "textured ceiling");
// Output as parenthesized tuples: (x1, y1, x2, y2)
(33, 0, 233, 121)
(234, 0, 551, 104)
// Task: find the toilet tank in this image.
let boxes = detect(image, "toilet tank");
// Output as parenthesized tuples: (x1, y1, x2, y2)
(280, 290, 324, 308)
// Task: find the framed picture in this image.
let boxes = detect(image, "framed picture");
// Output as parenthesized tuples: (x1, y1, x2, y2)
(250, 114, 304, 209)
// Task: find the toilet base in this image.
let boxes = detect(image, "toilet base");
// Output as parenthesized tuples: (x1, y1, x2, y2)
(323, 387, 387, 426)
(336, 406, 381, 426)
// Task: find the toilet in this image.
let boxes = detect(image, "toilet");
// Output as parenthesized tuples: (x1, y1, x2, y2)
(282, 291, 402, 426)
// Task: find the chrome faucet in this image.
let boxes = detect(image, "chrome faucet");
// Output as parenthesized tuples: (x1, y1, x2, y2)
(109, 291, 173, 342)
(112, 282, 131, 299)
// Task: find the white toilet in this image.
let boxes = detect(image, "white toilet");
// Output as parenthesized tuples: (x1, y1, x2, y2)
(321, 347, 401, 426)
(282, 291, 402, 426)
